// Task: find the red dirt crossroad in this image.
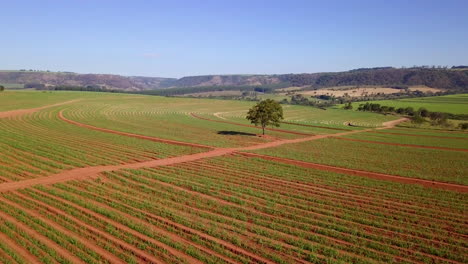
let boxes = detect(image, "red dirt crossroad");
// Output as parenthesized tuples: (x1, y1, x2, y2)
(0, 104, 465, 193)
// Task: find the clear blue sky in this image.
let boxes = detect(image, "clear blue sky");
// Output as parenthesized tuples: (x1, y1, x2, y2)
(2, 0, 467, 78)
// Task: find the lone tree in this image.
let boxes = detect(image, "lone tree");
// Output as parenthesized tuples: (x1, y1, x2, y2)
(246, 99, 284, 135)
(0, 85, 4, 92)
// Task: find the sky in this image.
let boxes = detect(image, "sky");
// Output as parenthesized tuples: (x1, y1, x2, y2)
(1, 0, 467, 78)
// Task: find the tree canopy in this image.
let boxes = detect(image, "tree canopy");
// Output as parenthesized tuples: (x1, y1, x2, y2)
(246, 99, 284, 135)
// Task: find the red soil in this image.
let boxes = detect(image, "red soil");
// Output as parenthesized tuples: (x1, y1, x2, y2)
(59, 111, 213, 149)
(371, 131, 468, 140)
(0, 100, 79, 119)
(0, 195, 127, 264)
(20, 190, 198, 264)
(36, 188, 271, 264)
(0, 103, 462, 193)
(1, 112, 462, 193)
(0, 231, 41, 264)
(281, 121, 351, 131)
(0, 210, 86, 264)
(239, 152, 468, 193)
(391, 127, 468, 134)
(334, 137, 468, 152)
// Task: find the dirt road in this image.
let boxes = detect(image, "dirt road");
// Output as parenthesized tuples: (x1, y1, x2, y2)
(1, 111, 465, 193)
(0, 100, 79, 118)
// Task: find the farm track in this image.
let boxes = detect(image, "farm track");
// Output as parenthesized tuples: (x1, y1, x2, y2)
(0, 101, 466, 263)
(59, 111, 213, 150)
(1, 113, 463, 192)
(0, 100, 79, 119)
(333, 137, 468, 152)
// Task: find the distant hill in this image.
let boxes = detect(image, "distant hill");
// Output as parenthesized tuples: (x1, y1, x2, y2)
(0, 71, 175, 91)
(0, 67, 466, 91)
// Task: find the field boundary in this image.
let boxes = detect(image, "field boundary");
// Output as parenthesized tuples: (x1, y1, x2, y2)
(333, 137, 468, 152)
(370, 131, 468, 140)
(59, 111, 213, 149)
(0, 112, 463, 192)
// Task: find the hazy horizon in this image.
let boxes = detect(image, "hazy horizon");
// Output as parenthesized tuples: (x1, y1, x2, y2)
(2, 0, 467, 78)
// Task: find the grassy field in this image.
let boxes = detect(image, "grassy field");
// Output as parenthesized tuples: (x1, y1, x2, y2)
(349, 94, 468, 114)
(0, 91, 102, 111)
(0, 90, 466, 263)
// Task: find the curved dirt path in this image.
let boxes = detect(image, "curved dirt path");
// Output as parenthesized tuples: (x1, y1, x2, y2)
(381, 118, 409, 128)
(1, 113, 465, 193)
(213, 112, 228, 120)
(333, 137, 468, 152)
(59, 111, 213, 149)
(0, 100, 80, 119)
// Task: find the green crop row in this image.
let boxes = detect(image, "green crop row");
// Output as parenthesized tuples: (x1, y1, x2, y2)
(249, 137, 468, 185)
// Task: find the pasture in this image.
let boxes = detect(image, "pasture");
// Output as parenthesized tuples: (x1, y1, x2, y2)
(0, 91, 466, 264)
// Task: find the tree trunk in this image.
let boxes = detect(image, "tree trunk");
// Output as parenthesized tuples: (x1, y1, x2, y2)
(262, 126, 265, 135)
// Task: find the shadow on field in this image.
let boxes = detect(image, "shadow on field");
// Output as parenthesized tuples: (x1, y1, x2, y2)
(217, 131, 256, 136)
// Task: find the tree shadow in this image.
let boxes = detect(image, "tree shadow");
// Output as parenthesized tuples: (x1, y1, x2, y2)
(217, 131, 256, 136)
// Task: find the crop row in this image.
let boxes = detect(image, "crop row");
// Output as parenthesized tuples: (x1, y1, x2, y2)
(61, 101, 296, 147)
(341, 131, 468, 149)
(250, 136, 468, 185)
(0, 107, 203, 182)
(2, 154, 465, 263)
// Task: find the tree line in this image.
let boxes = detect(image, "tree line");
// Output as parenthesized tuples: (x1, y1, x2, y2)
(278, 68, 468, 90)
(354, 102, 468, 128)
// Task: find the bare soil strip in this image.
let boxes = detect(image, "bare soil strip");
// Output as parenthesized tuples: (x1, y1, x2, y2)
(190, 113, 313, 136)
(0, 100, 79, 119)
(59, 111, 213, 149)
(280, 121, 351, 131)
(238, 152, 468, 192)
(391, 127, 468, 134)
(334, 137, 468, 152)
(0, 114, 464, 192)
(381, 118, 409, 128)
(371, 131, 468, 140)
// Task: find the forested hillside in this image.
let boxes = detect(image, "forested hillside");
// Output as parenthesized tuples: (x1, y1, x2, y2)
(1, 67, 466, 91)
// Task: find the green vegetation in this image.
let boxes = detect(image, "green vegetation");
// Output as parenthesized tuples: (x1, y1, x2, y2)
(1, 155, 465, 263)
(249, 137, 468, 184)
(351, 94, 468, 115)
(0, 90, 466, 263)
